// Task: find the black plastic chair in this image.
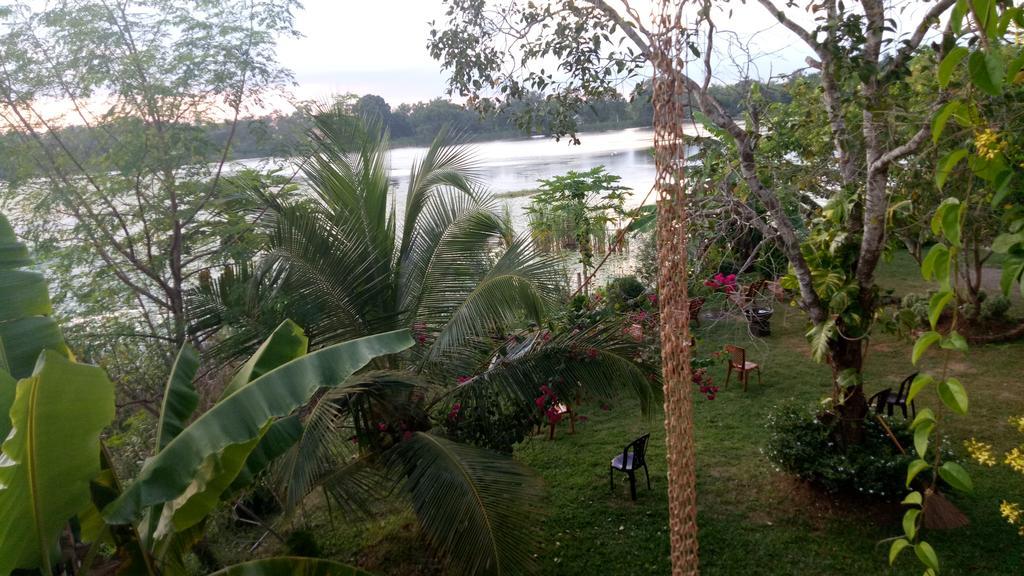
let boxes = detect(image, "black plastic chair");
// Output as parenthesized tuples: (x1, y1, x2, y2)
(868, 372, 918, 419)
(609, 433, 651, 500)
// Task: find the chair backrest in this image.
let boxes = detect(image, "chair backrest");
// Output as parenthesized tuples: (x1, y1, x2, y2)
(624, 433, 651, 467)
(894, 372, 919, 401)
(725, 345, 745, 367)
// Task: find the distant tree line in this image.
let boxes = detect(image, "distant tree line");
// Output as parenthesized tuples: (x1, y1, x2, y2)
(0, 80, 796, 181)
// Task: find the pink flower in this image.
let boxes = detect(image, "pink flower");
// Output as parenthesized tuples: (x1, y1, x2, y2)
(586, 348, 598, 360)
(647, 293, 658, 304)
(457, 375, 471, 384)
(377, 422, 388, 432)
(535, 396, 546, 407)
(541, 330, 552, 342)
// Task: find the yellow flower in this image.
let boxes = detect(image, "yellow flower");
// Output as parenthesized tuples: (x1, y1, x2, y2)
(965, 438, 998, 466)
(1000, 501, 1022, 525)
(975, 128, 1007, 161)
(1006, 447, 1024, 474)
(1010, 415, 1024, 434)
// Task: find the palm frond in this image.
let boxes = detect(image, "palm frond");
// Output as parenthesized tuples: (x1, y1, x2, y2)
(453, 320, 659, 416)
(398, 190, 507, 325)
(423, 235, 564, 360)
(304, 106, 395, 270)
(388, 432, 543, 576)
(276, 370, 434, 515)
(259, 202, 397, 346)
(399, 128, 484, 258)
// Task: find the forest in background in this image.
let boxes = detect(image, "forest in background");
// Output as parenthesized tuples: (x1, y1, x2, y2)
(0, 79, 793, 182)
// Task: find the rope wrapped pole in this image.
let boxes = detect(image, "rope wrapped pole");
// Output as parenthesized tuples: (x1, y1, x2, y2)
(653, 1, 699, 574)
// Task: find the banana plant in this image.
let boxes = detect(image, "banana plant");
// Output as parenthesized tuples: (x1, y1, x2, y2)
(0, 213, 414, 574)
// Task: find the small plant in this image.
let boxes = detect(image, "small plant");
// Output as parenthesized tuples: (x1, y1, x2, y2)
(981, 293, 1012, 320)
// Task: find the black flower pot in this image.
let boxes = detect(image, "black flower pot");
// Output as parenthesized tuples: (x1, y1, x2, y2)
(745, 307, 774, 337)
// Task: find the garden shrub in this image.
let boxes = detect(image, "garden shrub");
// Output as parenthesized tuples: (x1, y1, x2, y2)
(765, 403, 926, 499)
(605, 275, 646, 310)
(982, 293, 1012, 320)
(900, 292, 932, 328)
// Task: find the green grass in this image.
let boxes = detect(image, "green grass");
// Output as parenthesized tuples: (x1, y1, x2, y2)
(516, 302, 1024, 575)
(222, 256, 1024, 574)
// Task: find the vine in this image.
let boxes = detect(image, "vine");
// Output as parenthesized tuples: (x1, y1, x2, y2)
(889, 1, 1024, 573)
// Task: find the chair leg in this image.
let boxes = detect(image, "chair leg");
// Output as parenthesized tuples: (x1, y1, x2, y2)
(757, 367, 762, 386)
(548, 422, 555, 440)
(742, 370, 748, 392)
(900, 403, 908, 419)
(910, 400, 917, 419)
(644, 464, 651, 490)
(725, 365, 732, 388)
(628, 471, 637, 501)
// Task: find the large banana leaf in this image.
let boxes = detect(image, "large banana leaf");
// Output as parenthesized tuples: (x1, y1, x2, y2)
(208, 557, 372, 575)
(104, 329, 414, 524)
(231, 320, 316, 491)
(155, 343, 201, 451)
(391, 432, 543, 576)
(221, 319, 309, 399)
(157, 322, 313, 539)
(0, 213, 70, 379)
(0, 350, 115, 575)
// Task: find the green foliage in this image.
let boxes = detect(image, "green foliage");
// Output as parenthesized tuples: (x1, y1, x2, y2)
(0, 214, 71, 379)
(391, 433, 544, 575)
(981, 293, 1012, 319)
(764, 404, 916, 499)
(526, 166, 630, 270)
(105, 326, 414, 525)
(442, 387, 538, 454)
(0, 352, 115, 575)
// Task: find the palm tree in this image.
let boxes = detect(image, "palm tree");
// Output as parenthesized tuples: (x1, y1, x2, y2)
(190, 108, 657, 575)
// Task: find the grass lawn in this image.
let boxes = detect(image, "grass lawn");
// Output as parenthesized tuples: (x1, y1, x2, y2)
(213, 252, 1024, 574)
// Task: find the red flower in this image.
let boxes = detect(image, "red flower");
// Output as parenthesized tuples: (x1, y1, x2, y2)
(457, 375, 471, 384)
(377, 422, 388, 431)
(586, 348, 599, 360)
(647, 293, 658, 304)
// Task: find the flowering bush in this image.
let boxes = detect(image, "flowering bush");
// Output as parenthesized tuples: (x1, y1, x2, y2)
(963, 415, 1024, 536)
(704, 272, 738, 294)
(763, 403, 954, 499)
(535, 383, 564, 425)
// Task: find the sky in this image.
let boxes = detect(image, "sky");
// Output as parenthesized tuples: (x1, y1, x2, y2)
(276, 1, 454, 105)
(274, 0, 836, 107)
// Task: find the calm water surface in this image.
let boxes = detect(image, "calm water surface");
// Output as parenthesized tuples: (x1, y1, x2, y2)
(234, 126, 702, 282)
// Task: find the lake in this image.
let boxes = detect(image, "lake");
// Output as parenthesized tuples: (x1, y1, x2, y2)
(234, 125, 696, 285)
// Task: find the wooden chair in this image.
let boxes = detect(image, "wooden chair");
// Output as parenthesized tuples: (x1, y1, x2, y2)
(609, 433, 651, 500)
(688, 297, 705, 327)
(724, 345, 761, 391)
(868, 373, 918, 419)
(547, 402, 575, 439)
